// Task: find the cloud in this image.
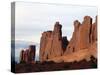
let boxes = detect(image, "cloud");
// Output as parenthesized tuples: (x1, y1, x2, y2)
(15, 2, 97, 43)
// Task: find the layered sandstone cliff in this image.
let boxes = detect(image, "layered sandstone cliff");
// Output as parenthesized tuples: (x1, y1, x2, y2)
(40, 16, 97, 63)
(64, 16, 97, 54)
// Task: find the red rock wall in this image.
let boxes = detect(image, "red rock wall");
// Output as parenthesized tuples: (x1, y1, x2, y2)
(39, 22, 69, 62)
(40, 16, 97, 62)
(64, 16, 97, 55)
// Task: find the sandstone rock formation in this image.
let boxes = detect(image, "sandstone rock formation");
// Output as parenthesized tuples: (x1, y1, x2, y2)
(20, 16, 97, 64)
(79, 16, 92, 49)
(64, 20, 81, 54)
(48, 41, 97, 63)
(64, 16, 97, 55)
(39, 16, 97, 63)
(39, 22, 69, 62)
(91, 16, 97, 43)
(16, 16, 97, 73)
(20, 45, 36, 63)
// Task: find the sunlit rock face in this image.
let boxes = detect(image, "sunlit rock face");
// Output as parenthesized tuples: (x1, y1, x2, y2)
(64, 20, 81, 54)
(64, 16, 97, 54)
(39, 16, 97, 63)
(39, 22, 69, 62)
(39, 22, 63, 62)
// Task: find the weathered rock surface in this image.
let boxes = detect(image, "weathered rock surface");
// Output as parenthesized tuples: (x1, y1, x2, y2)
(91, 16, 97, 44)
(48, 41, 97, 63)
(39, 22, 69, 62)
(79, 16, 92, 49)
(42, 16, 97, 63)
(64, 16, 97, 55)
(20, 45, 36, 63)
(64, 20, 81, 54)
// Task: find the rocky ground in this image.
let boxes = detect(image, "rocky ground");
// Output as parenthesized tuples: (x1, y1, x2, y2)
(15, 56, 97, 73)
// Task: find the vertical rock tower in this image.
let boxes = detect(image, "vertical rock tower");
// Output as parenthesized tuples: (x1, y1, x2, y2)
(64, 16, 97, 55)
(20, 45, 36, 63)
(39, 22, 68, 62)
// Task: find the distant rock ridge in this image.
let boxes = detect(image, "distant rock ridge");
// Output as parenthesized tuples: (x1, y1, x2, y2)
(20, 45, 36, 63)
(39, 16, 97, 63)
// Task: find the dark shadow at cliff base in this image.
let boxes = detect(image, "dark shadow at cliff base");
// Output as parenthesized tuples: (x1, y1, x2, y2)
(15, 58, 97, 73)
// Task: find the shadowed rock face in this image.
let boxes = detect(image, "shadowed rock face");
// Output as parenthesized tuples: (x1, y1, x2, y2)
(15, 57, 97, 73)
(39, 22, 69, 62)
(28, 45, 36, 62)
(20, 45, 36, 63)
(62, 36, 69, 52)
(91, 16, 97, 43)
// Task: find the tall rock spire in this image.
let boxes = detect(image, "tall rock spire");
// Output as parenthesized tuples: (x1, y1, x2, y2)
(64, 16, 97, 55)
(39, 22, 68, 62)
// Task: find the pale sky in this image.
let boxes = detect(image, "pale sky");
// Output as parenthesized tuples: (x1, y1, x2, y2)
(15, 2, 97, 43)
